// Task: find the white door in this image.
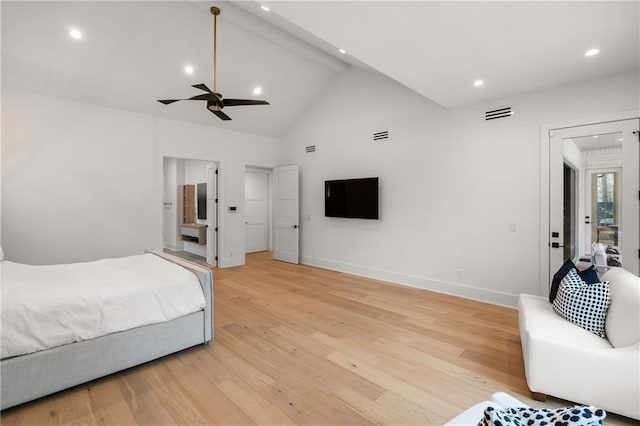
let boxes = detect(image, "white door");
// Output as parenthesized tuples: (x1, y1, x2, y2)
(549, 119, 639, 281)
(206, 163, 217, 266)
(273, 165, 299, 264)
(245, 170, 269, 253)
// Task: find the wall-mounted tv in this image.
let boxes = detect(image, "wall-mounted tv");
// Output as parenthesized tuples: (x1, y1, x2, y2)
(325, 177, 379, 220)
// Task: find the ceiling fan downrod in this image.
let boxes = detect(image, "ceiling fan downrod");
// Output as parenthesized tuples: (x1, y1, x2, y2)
(211, 6, 220, 94)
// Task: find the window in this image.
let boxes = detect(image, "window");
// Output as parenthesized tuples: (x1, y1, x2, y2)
(594, 172, 616, 226)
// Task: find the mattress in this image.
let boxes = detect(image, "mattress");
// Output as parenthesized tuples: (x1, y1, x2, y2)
(1, 253, 206, 359)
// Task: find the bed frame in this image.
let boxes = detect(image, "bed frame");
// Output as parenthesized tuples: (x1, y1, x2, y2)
(0, 250, 213, 410)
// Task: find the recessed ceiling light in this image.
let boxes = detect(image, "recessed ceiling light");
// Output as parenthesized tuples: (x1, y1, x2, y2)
(338, 48, 346, 54)
(473, 79, 484, 87)
(69, 28, 83, 40)
(618, 138, 623, 142)
(253, 87, 262, 95)
(184, 64, 194, 75)
(585, 48, 600, 57)
(592, 135, 599, 138)
(261, 5, 270, 12)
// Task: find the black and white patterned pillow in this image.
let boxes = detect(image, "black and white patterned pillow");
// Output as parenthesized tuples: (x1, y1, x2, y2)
(478, 405, 606, 426)
(552, 268, 610, 338)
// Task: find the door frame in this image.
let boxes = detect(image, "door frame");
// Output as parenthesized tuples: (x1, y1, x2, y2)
(160, 156, 219, 267)
(539, 110, 639, 297)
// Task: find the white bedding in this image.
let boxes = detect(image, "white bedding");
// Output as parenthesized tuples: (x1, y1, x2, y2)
(1, 253, 206, 359)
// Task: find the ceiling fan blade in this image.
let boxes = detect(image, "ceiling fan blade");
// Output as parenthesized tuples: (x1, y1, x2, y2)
(189, 93, 218, 101)
(157, 99, 182, 105)
(192, 83, 213, 93)
(223, 99, 270, 107)
(157, 93, 218, 105)
(211, 109, 232, 120)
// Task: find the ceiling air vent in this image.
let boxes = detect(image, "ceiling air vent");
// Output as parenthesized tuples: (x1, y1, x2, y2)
(373, 130, 389, 141)
(305, 145, 316, 153)
(485, 107, 513, 121)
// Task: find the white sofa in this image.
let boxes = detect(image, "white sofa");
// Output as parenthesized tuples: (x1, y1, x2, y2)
(518, 266, 640, 420)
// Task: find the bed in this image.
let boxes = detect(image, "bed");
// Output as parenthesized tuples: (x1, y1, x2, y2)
(0, 250, 213, 410)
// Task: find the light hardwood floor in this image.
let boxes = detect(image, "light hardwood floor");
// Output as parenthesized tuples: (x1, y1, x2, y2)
(2, 252, 635, 425)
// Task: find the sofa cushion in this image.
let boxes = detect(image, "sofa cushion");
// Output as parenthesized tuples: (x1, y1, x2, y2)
(549, 259, 575, 303)
(552, 269, 610, 338)
(519, 295, 612, 350)
(602, 267, 640, 348)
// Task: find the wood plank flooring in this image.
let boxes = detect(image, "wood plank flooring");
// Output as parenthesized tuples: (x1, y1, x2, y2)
(2, 252, 635, 425)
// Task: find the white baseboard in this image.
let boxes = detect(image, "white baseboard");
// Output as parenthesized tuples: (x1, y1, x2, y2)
(219, 255, 244, 269)
(300, 255, 518, 309)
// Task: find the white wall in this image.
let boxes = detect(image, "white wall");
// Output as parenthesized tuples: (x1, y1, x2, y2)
(282, 68, 639, 307)
(1, 88, 282, 266)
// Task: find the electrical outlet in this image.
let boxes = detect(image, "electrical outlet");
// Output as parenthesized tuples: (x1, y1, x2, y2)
(456, 269, 464, 280)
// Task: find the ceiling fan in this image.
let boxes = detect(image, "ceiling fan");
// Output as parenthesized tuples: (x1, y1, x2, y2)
(157, 6, 269, 121)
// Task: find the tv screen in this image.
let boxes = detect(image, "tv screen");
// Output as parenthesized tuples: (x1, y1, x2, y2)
(325, 177, 379, 219)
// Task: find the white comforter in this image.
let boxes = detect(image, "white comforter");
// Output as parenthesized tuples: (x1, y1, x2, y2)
(1, 253, 206, 359)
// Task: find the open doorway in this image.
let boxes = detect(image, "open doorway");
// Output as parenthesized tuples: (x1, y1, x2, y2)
(563, 163, 577, 261)
(163, 157, 218, 267)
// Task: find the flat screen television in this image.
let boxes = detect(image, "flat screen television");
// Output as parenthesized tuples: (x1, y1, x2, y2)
(325, 177, 379, 219)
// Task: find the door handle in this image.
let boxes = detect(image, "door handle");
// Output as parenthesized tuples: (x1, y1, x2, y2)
(551, 242, 565, 248)
(291, 224, 298, 229)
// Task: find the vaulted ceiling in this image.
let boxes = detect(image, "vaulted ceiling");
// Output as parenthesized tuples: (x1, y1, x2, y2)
(2, 1, 638, 138)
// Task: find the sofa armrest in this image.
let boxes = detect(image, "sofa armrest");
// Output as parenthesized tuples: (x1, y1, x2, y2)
(519, 293, 640, 420)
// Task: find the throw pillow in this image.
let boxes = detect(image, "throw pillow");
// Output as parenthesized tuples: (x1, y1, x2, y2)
(549, 259, 575, 303)
(478, 405, 606, 426)
(577, 266, 600, 284)
(552, 268, 611, 338)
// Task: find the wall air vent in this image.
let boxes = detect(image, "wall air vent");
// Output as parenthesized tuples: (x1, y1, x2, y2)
(305, 145, 316, 153)
(485, 107, 513, 121)
(373, 130, 389, 141)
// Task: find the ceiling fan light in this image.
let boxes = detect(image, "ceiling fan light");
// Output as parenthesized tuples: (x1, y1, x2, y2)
(473, 79, 484, 87)
(585, 48, 600, 57)
(253, 87, 262, 95)
(184, 64, 194, 75)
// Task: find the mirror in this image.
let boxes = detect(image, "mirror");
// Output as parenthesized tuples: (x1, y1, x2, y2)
(197, 182, 207, 220)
